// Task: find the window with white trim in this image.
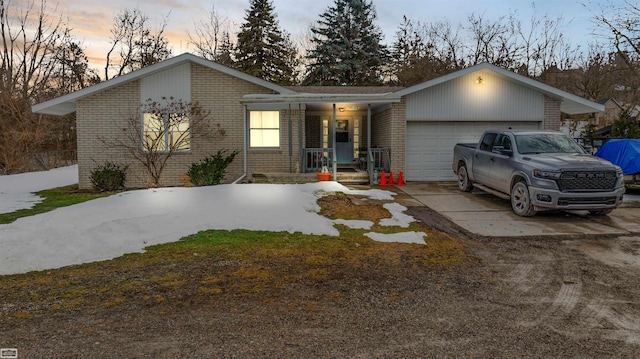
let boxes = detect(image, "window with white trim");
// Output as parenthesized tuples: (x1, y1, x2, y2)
(250, 111, 280, 148)
(143, 113, 190, 151)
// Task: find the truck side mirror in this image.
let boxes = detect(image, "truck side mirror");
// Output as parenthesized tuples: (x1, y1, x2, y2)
(500, 149, 513, 157)
(492, 146, 513, 156)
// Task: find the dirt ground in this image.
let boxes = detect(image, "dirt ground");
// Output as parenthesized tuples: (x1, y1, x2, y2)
(2, 203, 640, 358)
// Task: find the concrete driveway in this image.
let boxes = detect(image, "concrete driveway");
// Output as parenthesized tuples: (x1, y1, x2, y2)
(397, 182, 640, 238)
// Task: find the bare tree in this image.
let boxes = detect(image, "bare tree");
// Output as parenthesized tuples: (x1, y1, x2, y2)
(50, 29, 100, 96)
(104, 8, 172, 80)
(591, 0, 640, 107)
(510, 11, 576, 77)
(188, 5, 236, 64)
(466, 12, 520, 69)
(572, 46, 616, 101)
(0, 0, 82, 173)
(101, 98, 225, 187)
(425, 20, 466, 70)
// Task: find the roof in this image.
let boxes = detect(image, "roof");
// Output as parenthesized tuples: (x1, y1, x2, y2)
(394, 62, 604, 115)
(32, 53, 297, 116)
(33, 56, 603, 116)
(285, 86, 405, 94)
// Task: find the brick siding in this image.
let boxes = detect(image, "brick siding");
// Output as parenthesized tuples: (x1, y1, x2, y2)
(75, 63, 306, 189)
(543, 96, 561, 131)
(371, 99, 406, 175)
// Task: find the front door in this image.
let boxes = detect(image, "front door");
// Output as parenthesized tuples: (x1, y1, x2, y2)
(335, 119, 353, 164)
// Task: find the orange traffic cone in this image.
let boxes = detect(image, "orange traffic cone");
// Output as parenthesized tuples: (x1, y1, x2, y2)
(396, 171, 405, 186)
(388, 171, 395, 185)
(379, 170, 387, 186)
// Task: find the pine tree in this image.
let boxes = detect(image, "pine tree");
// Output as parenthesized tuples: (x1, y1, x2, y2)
(304, 0, 388, 86)
(235, 0, 299, 85)
(610, 110, 640, 138)
(216, 31, 235, 68)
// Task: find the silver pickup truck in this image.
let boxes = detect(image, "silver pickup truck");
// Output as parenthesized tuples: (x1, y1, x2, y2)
(452, 130, 625, 216)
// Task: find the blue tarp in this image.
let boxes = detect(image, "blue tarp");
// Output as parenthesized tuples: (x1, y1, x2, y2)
(594, 139, 640, 175)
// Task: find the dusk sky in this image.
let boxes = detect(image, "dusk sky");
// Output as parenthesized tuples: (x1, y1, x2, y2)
(16, 0, 624, 68)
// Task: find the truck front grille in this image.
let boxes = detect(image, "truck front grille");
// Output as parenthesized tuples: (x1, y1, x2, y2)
(558, 171, 617, 192)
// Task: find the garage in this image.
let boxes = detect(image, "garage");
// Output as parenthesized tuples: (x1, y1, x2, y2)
(405, 120, 541, 181)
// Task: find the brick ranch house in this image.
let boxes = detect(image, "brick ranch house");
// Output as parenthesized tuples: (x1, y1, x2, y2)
(33, 53, 604, 189)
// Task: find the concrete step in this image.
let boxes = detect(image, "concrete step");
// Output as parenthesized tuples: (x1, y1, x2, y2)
(252, 171, 370, 184)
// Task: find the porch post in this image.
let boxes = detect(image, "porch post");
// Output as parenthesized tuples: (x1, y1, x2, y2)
(367, 104, 373, 184)
(332, 104, 337, 181)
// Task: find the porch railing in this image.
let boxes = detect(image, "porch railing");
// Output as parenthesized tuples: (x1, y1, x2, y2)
(368, 148, 390, 172)
(302, 147, 391, 184)
(302, 148, 334, 172)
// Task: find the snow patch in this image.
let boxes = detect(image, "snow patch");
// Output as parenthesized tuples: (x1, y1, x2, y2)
(365, 231, 427, 245)
(379, 202, 415, 228)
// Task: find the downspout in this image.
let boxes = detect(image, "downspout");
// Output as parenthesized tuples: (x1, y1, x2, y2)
(332, 104, 337, 181)
(298, 103, 303, 173)
(367, 104, 373, 185)
(288, 104, 293, 172)
(232, 105, 248, 184)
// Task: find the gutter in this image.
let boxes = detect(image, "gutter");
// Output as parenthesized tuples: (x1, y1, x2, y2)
(233, 105, 248, 184)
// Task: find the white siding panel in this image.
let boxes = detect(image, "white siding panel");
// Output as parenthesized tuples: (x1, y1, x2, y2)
(405, 71, 544, 121)
(140, 63, 191, 103)
(406, 121, 541, 181)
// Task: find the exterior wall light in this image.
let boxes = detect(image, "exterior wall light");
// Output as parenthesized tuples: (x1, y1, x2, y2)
(475, 76, 484, 84)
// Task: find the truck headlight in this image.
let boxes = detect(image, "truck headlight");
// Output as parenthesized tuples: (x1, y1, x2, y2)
(615, 166, 624, 186)
(533, 169, 562, 180)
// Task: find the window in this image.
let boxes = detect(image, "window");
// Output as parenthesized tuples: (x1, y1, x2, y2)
(250, 111, 280, 147)
(353, 118, 360, 158)
(492, 134, 512, 153)
(143, 113, 190, 151)
(479, 133, 497, 152)
(322, 119, 329, 149)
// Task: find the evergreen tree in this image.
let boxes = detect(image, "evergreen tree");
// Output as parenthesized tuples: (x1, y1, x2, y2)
(610, 110, 640, 138)
(304, 0, 388, 85)
(216, 31, 235, 68)
(235, 0, 299, 85)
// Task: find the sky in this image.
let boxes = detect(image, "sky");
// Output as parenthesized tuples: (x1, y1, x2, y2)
(12, 0, 624, 69)
(0, 166, 425, 275)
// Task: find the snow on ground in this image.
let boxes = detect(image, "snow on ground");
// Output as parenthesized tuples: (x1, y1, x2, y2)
(365, 231, 427, 245)
(0, 165, 78, 214)
(0, 167, 424, 275)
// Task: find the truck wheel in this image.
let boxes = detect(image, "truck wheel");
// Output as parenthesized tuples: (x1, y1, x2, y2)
(588, 209, 613, 215)
(511, 181, 536, 217)
(457, 164, 473, 192)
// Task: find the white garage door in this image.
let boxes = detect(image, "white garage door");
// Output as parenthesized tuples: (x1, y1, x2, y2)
(405, 121, 541, 181)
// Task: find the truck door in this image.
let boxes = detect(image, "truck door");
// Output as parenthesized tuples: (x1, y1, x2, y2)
(486, 134, 514, 193)
(473, 133, 497, 185)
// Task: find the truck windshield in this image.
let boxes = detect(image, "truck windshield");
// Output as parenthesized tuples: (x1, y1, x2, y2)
(515, 134, 584, 154)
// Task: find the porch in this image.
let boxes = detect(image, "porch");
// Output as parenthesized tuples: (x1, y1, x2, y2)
(251, 148, 390, 185)
(243, 89, 401, 185)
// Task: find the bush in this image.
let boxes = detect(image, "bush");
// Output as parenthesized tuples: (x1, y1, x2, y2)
(90, 162, 127, 192)
(187, 150, 239, 186)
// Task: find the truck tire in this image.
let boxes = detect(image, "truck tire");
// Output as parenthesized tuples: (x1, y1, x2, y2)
(457, 164, 473, 192)
(511, 181, 536, 217)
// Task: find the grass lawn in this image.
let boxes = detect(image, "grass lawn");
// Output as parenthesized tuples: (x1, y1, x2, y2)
(0, 191, 473, 321)
(0, 185, 112, 224)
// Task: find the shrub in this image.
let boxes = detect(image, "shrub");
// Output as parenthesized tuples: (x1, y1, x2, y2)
(90, 162, 127, 192)
(187, 150, 239, 186)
